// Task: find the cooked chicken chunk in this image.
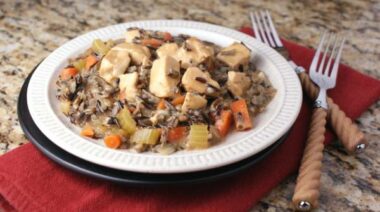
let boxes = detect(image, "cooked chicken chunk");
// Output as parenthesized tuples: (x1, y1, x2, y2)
(182, 92, 207, 112)
(251, 71, 266, 83)
(227, 71, 251, 97)
(176, 37, 214, 68)
(217, 43, 250, 69)
(98, 46, 131, 84)
(156, 38, 214, 69)
(181, 67, 220, 94)
(156, 43, 179, 58)
(125, 29, 141, 43)
(149, 56, 180, 98)
(119, 72, 139, 102)
(113, 43, 151, 66)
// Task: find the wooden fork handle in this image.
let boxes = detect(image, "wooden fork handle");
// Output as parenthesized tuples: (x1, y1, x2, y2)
(292, 107, 327, 211)
(298, 72, 367, 153)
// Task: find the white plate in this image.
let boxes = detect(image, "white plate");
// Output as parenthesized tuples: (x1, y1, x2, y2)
(27, 20, 302, 173)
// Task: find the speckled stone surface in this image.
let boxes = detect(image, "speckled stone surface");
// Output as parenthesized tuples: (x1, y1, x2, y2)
(0, 0, 379, 211)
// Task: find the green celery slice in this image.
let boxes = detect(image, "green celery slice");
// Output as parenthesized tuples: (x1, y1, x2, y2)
(72, 59, 86, 71)
(116, 108, 137, 135)
(92, 39, 110, 56)
(130, 128, 161, 145)
(188, 124, 209, 149)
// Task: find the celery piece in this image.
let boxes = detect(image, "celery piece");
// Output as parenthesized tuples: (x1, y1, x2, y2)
(72, 59, 86, 71)
(116, 108, 137, 135)
(187, 124, 209, 149)
(130, 129, 161, 145)
(60, 100, 71, 115)
(109, 126, 128, 137)
(92, 39, 110, 56)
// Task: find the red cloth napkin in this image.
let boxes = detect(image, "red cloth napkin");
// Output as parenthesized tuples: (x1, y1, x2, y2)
(1, 28, 379, 212)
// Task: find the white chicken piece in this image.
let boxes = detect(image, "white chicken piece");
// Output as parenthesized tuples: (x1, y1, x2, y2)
(156, 39, 214, 69)
(119, 72, 139, 102)
(98, 47, 131, 84)
(217, 43, 251, 69)
(125, 29, 141, 43)
(149, 56, 180, 98)
(156, 43, 179, 58)
(227, 71, 251, 97)
(181, 92, 207, 112)
(113, 43, 151, 66)
(176, 37, 214, 68)
(181, 67, 220, 94)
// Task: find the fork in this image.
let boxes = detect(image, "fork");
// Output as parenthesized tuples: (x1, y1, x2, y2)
(249, 11, 367, 153)
(292, 32, 345, 211)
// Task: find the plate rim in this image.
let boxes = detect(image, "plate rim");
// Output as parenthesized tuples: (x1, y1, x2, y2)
(27, 19, 302, 173)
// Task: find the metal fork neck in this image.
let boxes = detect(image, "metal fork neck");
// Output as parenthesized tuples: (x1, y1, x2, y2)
(314, 89, 328, 109)
(288, 61, 305, 74)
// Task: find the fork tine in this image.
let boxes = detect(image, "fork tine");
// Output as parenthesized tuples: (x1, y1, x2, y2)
(254, 12, 270, 45)
(324, 35, 338, 77)
(330, 37, 346, 84)
(310, 31, 327, 75)
(318, 33, 333, 75)
(260, 11, 276, 47)
(250, 12, 263, 43)
(265, 10, 283, 47)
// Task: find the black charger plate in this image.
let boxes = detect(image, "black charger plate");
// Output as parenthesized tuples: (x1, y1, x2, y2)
(17, 67, 287, 186)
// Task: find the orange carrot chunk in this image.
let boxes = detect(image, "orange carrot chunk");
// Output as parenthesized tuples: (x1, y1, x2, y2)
(157, 99, 166, 110)
(141, 38, 164, 48)
(60, 67, 78, 80)
(168, 127, 188, 143)
(128, 106, 136, 113)
(163, 32, 173, 41)
(230, 99, 252, 131)
(171, 95, 185, 106)
(80, 125, 95, 138)
(104, 134, 122, 149)
(85, 55, 98, 70)
(215, 110, 233, 137)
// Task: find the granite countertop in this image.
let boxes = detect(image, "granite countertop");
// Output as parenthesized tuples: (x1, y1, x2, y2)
(0, 0, 379, 211)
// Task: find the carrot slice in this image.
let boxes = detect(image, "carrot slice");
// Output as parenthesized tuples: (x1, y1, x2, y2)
(163, 32, 172, 41)
(215, 110, 233, 137)
(168, 127, 187, 143)
(141, 38, 164, 48)
(85, 55, 98, 70)
(230, 99, 252, 130)
(104, 134, 122, 149)
(60, 67, 78, 80)
(171, 95, 185, 106)
(157, 99, 166, 110)
(128, 106, 136, 113)
(80, 125, 95, 138)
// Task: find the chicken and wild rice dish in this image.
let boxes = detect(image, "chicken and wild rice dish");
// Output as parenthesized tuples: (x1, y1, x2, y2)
(56, 28, 276, 154)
